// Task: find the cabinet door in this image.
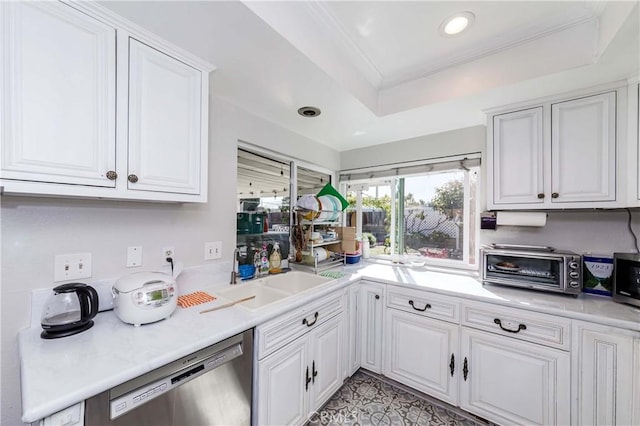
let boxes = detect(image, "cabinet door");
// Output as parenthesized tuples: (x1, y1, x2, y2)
(310, 314, 345, 412)
(460, 328, 570, 426)
(127, 37, 203, 195)
(572, 322, 636, 426)
(491, 107, 544, 205)
(634, 338, 640, 425)
(384, 309, 459, 405)
(347, 285, 361, 376)
(360, 283, 384, 373)
(1, 2, 116, 186)
(257, 338, 309, 426)
(551, 92, 616, 203)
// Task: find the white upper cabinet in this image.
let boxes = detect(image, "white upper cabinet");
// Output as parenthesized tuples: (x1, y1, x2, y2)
(1, 2, 116, 187)
(126, 38, 203, 195)
(0, 1, 214, 202)
(491, 107, 544, 205)
(487, 83, 628, 210)
(551, 92, 616, 203)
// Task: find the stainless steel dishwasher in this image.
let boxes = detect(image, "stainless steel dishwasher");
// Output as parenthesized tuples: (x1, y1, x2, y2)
(85, 329, 253, 425)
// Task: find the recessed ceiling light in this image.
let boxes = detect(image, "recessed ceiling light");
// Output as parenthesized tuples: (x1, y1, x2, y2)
(439, 11, 475, 37)
(297, 106, 321, 118)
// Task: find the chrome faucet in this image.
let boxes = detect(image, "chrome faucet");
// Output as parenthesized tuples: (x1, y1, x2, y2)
(230, 248, 239, 284)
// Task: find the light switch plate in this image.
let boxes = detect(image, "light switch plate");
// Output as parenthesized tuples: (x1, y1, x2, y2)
(204, 241, 221, 260)
(54, 253, 92, 282)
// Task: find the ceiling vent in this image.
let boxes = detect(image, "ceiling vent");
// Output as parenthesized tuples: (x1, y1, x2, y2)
(297, 106, 321, 117)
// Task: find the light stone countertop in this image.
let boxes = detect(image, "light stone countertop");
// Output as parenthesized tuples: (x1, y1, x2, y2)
(19, 261, 640, 423)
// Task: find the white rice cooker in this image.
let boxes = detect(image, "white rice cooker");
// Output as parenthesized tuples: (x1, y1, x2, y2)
(112, 272, 177, 327)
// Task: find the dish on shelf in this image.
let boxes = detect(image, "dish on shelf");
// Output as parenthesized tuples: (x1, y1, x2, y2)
(494, 261, 520, 271)
(296, 195, 320, 220)
(317, 195, 341, 221)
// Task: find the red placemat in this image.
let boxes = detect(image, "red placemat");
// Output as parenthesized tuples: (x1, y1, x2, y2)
(177, 291, 217, 308)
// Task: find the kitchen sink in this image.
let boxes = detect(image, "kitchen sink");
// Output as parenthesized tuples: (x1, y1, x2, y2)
(257, 271, 332, 294)
(214, 271, 335, 311)
(215, 284, 290, 311)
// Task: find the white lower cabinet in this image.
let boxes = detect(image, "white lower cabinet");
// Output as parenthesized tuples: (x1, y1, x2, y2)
(384, 308, 459, 405)
(572, 321, 636, 426)
(382, 286, 573, 426)
(359, 282, 384, 373)
(256, 313, 345, 425)
(257, 337, 308, 426)
(347, 284, 361, 376)
(459, 327, 571, 426)
(254, 281, 639, 426)
(634, 337, 640, 425)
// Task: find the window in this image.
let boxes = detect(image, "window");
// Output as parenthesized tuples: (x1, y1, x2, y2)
(342, 155, 480, 269)
(236, 146, 333, 265)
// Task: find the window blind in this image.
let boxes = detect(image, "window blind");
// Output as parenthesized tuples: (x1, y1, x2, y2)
(339, 153, 481, 183)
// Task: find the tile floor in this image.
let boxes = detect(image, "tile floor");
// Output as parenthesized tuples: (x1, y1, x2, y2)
(309, 370, 492, 426)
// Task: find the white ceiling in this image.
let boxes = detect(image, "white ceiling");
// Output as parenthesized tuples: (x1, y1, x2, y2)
(101, 1, 639, 152)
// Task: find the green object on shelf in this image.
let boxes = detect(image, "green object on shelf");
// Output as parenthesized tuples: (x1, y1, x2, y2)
(318, 270, 346, 279)
(237, 212, 264, 235)
(317, 183, 349, 211)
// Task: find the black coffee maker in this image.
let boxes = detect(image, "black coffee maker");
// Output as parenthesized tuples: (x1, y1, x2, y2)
(40, 283, 99, 339)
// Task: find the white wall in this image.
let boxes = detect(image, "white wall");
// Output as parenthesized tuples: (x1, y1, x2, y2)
(0, 95, 339, 425)
(482, 210, 640, 256)
(340, 125, 485, 171)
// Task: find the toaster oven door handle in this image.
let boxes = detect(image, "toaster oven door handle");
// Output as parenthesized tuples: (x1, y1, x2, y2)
(494, 318, 527, 333)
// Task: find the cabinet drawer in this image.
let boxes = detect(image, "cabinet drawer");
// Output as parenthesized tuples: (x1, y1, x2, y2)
(461, 302, 571, 350)
(386, 287, 459, 323)
(256, 290, 346, 359)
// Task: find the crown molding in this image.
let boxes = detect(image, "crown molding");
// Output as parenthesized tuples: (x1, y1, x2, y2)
(62, 0, 216, 71)
(306, 2, 599, 91)
(380, 14, 598, 88)
(305, 1, 383, 88)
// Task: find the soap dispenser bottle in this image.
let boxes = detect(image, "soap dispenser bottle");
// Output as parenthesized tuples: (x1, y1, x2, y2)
(253, 249, 262, 276)
(269, 242, 282, 274)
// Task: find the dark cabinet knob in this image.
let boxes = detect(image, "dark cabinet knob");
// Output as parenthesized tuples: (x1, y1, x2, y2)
(537, 193, 545, 199)
(128, 174, 139, 183)
(106, 170, 117, 180)
(551, 192, 559, 199)
(375, 295, 380, 300)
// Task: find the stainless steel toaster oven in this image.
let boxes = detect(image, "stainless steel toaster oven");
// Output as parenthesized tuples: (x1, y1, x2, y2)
(481, 244, 582, 295)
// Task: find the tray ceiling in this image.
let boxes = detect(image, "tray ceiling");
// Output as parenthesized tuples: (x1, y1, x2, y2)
(101, 1, 639, 151)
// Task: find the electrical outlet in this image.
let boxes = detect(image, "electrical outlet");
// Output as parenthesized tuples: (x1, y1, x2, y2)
(162, 246, 175, 263)
(204, 241, 221, 260)
(127, 246, 142, 267)
(54, 253, 92, 282)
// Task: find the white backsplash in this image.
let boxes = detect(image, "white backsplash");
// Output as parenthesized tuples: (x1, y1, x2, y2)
(29, 261, 233, 329)
(481, 209, 640, 256)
